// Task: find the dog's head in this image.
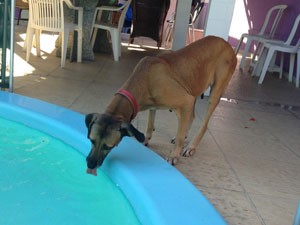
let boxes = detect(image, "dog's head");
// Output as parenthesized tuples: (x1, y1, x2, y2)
(85, 113, 145, 175)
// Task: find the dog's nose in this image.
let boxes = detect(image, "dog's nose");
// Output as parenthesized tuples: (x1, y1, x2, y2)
(87, 158, 97, 169)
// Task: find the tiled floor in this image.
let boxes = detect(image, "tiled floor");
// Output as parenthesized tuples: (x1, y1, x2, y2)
(10, 23, 300, 225)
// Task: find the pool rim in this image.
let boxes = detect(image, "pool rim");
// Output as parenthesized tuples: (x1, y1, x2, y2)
(0, 91, 227, 225)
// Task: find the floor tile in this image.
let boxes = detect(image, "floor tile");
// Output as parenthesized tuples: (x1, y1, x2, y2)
(200, 187, 264, 225)
(249, 194, 299, 225)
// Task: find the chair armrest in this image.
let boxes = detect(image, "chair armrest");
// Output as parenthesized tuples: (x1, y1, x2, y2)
(264, 39, 284, 45)
(73, 6, 83, 11)
(73, 7, 83, 27)
(96, 4, 126, 12)
(63, 0, 83, 27)
(94, 5, 124, 24)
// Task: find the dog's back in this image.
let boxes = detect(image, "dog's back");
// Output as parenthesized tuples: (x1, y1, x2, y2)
(158, 36, 237, 96)
(126, 36, 237, 99)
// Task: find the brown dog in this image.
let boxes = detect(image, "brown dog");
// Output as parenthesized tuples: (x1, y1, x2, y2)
(85, 35, 237, 175)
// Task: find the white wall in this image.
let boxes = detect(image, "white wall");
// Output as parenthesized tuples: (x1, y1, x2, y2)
(171, 0, 192, 50)
(204, 0, 236, 40)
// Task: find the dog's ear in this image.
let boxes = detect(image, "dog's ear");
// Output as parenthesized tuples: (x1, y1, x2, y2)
(85, 113, 98, 138)
(85, 113, 94, 128)
(120, 123, 145, 143)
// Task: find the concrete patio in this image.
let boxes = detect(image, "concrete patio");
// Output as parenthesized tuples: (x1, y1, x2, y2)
(10, 22, 300, 225)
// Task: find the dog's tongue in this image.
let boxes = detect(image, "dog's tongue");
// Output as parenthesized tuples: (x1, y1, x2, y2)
(86, 168, 97, 176)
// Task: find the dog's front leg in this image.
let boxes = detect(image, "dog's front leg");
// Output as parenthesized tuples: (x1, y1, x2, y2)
(144, 109, 156, 146)
(167, 102, 194, 165)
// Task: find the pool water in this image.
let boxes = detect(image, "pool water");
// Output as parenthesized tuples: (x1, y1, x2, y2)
(0, 117, 141, 225)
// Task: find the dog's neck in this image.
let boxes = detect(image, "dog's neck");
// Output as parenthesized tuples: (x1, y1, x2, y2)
(105, 90, 138, 122)
(116, 89, 138, 119)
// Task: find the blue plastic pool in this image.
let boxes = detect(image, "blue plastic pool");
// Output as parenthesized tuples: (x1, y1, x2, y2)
(0, 91, 228, 225)
(0, 117, 141, 225)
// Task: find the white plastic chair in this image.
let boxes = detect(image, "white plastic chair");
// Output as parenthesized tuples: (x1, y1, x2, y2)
(235, 4, 288, 69)
(188, 0, 204, 43)
(26, 0, 83, 67)
(164, 11, 175, 47)
(90, 0, 132, 61)
(252, 14, 300, 87)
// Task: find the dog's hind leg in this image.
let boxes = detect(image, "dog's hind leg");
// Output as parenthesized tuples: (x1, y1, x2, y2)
(144, 109, 156, 146)
(183, 74, 233, 157)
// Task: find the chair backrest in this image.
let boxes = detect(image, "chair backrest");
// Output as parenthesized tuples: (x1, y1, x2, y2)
(258, 4, 288, 37)
(28, 0, 73, 32)
(189, 0, 204, 25)
(285, 14, 300, 46)
(117, 0, 132, 31)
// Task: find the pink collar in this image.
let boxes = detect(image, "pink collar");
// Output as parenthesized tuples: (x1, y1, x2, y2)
(116, 89, 138, 120)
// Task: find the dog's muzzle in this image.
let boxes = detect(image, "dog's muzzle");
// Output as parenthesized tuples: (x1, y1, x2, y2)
(86, 156, 103, 176)
(86, 148, 111, 176)
(86, 157, 101, 170)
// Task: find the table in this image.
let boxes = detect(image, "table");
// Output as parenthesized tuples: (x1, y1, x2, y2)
(58, 0, 115, 61)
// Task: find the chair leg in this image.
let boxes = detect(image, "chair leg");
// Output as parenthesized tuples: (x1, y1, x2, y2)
(110, 29, 119, 61)
(240, 36, 252, 69)
(90, 27, 98, 50)
(35, 29, 41, 57)
(61, 30, 69, 67)
(288, 53, 295, 83)
(77, 29, 83, 63)
(258, 48, 275, 84)
(23, 22, 29, 51)
(249, 44, 260, 71)
(268, 51, 282, 78)
(164, 23, 173, 46)
(192, 24, 195, 42)
(279, 52, 284, 79)
(188, 25, 191, 43)
(251, 41, 263, 62)
(26, 27, 35, 62)
(297, 51, 300, 88)
(252, 47, 267, 77)
(235, 35, 244, 54)
(118, 31, 121, 58)
(269, 51, 277, 70)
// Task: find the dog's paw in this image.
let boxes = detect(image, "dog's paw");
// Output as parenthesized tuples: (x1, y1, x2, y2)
(182, 147, 196, 157)
(170, 137, 176, 144)
(166, 156, 179, 166)
(170, 136, 188, 145)
(143, 137, 151, 146)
